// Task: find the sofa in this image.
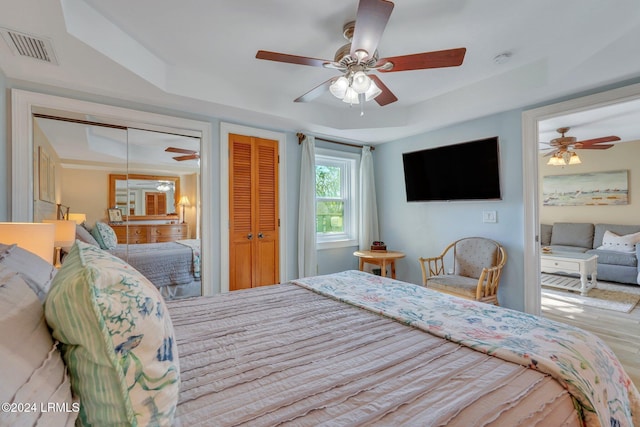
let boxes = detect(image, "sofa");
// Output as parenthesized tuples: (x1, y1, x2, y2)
(540, 222, 640, 285)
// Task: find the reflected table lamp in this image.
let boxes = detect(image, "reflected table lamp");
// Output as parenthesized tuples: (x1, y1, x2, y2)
(179, 196, 191, 224)
(68, 213, 87, 225)
(43, 219, 76, 268)
(0, 222, 55, 264)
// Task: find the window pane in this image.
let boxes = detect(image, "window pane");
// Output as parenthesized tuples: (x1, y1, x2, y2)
(316, 165, 341, 198)
(316, 200, 344, 233)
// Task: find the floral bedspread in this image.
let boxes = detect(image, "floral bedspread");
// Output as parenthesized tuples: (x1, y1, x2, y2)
(293, 270, 640, 427)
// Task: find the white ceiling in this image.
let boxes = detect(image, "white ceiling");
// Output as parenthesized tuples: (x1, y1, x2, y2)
(2, 0, 640, 144)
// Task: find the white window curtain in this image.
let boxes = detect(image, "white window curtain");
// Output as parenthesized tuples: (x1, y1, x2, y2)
(359, 145, 379, 249)
(298, 135, 317, 277)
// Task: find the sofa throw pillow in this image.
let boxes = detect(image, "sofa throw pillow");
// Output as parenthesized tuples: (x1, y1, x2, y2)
(598, 230, 640, 253)
(90, 221, 118, 250)
(0, 243, 57, 302)
(0, 265, 78, 427)
(45, 241, 180, 426)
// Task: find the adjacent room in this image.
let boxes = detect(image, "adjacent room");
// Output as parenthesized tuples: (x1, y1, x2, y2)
(1, 1, 639, 425)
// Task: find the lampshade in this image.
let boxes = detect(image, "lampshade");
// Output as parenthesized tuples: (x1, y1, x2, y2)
(0, 222, 55, 263)
(178, 196, 191, 207)
(342, 87, 360, 104)
(43, 219, 76, 248)
(351, 71, 371, 94)
(68, 213, 87, 225)
(567, 152, 582, 165)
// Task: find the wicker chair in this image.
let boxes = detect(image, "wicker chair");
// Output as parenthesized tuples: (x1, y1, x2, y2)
(419, 237, 507, 305)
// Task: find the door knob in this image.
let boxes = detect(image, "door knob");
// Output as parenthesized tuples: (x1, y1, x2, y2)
(247, 233, 253, 240)
(258, 232, 264, 239)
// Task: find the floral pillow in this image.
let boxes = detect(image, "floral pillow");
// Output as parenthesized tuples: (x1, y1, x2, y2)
(90, 221, 118, 250)
(45, 241, 180, 426)
(598, 230, 640, 253)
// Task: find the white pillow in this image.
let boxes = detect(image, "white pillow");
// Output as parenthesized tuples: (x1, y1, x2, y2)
(597, 230, 640, 253)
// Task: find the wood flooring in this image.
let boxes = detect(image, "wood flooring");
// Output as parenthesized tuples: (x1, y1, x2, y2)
(541, 280, 640, 388)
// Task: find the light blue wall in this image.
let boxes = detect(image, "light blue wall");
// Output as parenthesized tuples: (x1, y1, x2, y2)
(374, 110, 525, 310)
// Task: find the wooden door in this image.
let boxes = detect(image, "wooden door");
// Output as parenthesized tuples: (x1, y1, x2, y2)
(229, 134, 279, 291)
(145, 192, 166, 215)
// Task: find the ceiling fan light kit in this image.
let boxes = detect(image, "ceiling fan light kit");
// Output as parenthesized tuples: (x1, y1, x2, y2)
(256, 0, 466, 110)
(542, 126, 620, 166)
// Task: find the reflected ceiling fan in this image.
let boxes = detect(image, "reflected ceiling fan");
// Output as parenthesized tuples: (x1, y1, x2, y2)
(542, 127, 620, 165)
(256, 0, 466, 107)
(165, 147, 200, 161)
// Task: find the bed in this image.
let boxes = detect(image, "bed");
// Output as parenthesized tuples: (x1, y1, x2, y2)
(76, 222, 201, 299)
(107, 240, 201, 299)
(169, 270, 640, 426)
(2, 241, 639, 426)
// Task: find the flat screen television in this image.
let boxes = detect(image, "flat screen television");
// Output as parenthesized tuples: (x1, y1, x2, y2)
(402, 137, 501, 202)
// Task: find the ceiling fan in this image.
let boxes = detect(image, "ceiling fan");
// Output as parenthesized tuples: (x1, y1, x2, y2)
(165, 147, 200, 161)
(542, 127, 620, 155)
(255, 0, 466, 107)
(542, 127, 620, 165)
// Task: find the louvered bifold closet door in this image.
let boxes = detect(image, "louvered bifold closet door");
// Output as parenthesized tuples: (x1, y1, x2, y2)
(255, 138, 279, 287)
(229, 134, 279, 291)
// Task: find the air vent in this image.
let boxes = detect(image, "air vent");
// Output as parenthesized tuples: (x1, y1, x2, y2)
(0, 28, 58, 65)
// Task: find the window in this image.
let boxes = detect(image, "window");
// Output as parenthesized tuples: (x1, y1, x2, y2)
(315, 148, 359, 249)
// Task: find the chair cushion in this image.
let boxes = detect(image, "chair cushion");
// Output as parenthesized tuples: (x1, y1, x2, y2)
(426, 275, 480, 299)
(45, 241, 180, 426)
(0, 265, 77, 426)
(454, 238, 498, 279)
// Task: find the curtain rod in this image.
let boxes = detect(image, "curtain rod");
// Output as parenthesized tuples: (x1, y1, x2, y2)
(296, 132, 375, 151)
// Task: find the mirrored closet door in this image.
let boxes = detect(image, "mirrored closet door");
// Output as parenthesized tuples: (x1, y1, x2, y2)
(32, 114, 202, 299)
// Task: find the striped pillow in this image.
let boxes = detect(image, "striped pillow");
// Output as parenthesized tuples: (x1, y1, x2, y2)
(0, 265, 77, 426)
(45, 241, 180, 426)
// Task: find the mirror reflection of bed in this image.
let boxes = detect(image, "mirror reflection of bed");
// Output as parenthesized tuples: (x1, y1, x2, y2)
(32, 114, 202, 299)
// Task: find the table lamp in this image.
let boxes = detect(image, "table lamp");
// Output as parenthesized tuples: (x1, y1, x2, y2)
(43, 219, 76, 268)
(179, 196, 191, 224)
(68, 213, 87, 225)
(0, 222, 55, 264)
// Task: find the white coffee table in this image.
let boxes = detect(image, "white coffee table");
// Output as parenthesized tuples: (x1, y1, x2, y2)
(540, 251, 598, 295)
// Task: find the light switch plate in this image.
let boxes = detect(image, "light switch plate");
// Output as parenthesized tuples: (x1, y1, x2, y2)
(482, 210, 497, 223)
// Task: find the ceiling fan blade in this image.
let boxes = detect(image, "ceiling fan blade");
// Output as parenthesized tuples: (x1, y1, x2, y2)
(173, 154, 199, 161)
(368, 75, 397, 106)
(350, 0, 394, 61)
(165, 147, 196, 155)
(256, 50, 330, 67)
(294, 78, 335, 103)
(576, 144, 615, 150)
(377, 47, 466, 72)
(575, 136, 621, 147)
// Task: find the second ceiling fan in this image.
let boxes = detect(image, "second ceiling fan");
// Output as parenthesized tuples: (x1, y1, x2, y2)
(165, 147, 199, 162)
(256, 0, 466, 107)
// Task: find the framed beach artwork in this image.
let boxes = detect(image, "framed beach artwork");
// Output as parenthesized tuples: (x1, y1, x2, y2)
(542, 170, 628, 206)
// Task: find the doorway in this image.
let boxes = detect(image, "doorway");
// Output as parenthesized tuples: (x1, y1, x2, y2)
(522, 82, 640, 313)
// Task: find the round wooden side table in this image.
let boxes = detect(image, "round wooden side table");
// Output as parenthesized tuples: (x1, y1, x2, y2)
(353, 250, 406, 279)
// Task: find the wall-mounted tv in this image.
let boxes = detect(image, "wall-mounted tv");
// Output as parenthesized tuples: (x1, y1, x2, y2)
(402, 137, 501, 202)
